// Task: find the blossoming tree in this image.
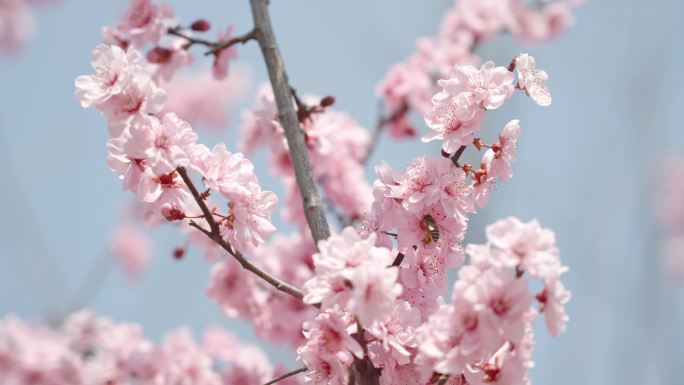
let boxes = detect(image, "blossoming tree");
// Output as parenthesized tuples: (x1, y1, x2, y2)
(0, 0, 577, 384)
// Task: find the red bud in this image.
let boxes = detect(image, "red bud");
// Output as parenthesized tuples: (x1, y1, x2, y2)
(173, 246, 186, 260)
(320, 95, 335, 107)
(146, 47, 173, 64)
(190, 19, 211, 32)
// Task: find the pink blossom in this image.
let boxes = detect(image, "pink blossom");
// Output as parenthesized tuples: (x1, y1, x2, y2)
(212, 26, 239, 80)
(0, 0, 34, 55)
(225, 186, 278, 252)
(457, 0, 508, 40)
(116, 0, 175, 47)
(472, 164, 495, 209)
(156, 328, 221, 385)
(98, 71, 167, 137)
(508, 1, 576, 43)
(206, 258, 256, 318)
(239, 83, 283, 154)
(75, 44, 142, 108)
(515, 53, 552, 107)
(190, 143, 258, 199)
(423, 103, 484, 154)
(303, 228, 400, 325)
(476, 267, 532, 344)
(109, 224, 152, 280)
(123, 113, 198, 174)
(436, 61, 514, 115)
(376, 62, 433, 114)
(107, 134, 146, 193)
(298, 349, 349, 385)
(348, 263, 402, 326)
(297, 310, 360, 385)
(485, 217, 564, 279)
(537, 275, 571, 337)
(482, 120, 521, 182)
(463, 343, 527, 385)
(367, 300, 421, 365)
(101, 25, 130, 50)
(251, 233, 317, 346)
(395, 203, 467, 260)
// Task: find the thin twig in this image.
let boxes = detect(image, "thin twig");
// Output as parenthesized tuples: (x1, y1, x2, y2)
(450, 145, 467, 168)
(390, 252, 405, 267)
(176, 167, 305, 300)
(248, 0, 331, 245)
(262, 367, 307, 385)
(167, 27, 255, 56)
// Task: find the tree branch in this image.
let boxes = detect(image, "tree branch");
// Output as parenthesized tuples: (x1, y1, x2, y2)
(248, 0, 331, 245)
(167, 27, 255, 56)
(177, 167, 305, 300)
(263, 367, 307, 385)
(450, 145, 467, 168)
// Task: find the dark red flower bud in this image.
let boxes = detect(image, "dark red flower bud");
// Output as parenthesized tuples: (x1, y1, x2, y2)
(147, 47, 173, 64)
(190, 19, 211, 32)
(319, 95, 336, 107)
(173, 246, 186, 260)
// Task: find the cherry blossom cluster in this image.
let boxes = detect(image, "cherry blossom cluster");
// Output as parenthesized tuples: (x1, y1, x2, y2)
(420, 54, 549, 209)
(61, 1, 577, 385)
(97, 0, 246, 130)
(656, 159, 684, 281)
(75, 42, 276, 253)
(416, 218, 570, 384)
(0, 310, 303, 385)
(295, 218, 569, 385)
(240, 85, 372, 225)
(376, 0, 577, 138)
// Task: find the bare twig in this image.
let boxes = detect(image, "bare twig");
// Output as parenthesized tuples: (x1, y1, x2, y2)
(262, 367, 307, 385)
(450, 145, 467, 168)
(167, 27, 255, 56)
(176, 167, 305, 300)
(390, 252, 405, 267)
(248, 0, 331, 245)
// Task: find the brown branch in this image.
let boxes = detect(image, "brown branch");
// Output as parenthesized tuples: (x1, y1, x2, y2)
(177, 167, 220, 236)
(450, 145, 467, 168)
(167, 27, 255, 56)
(177, 167, 305, 300)
(263, 367, 307, 385)
(390, 252, 405, 267)
(248, 0, 331, 245)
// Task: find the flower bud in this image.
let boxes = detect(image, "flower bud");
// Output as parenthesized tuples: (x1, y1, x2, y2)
(173, 246, 186, 260)
(146, 47, 173, 64)
(320, 95, 335, 107)
(190, 19, 211, 32)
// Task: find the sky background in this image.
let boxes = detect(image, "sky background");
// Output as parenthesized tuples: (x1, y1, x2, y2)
(1, 1, 684, 384)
